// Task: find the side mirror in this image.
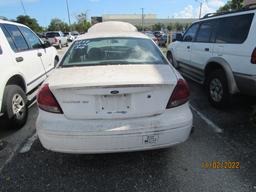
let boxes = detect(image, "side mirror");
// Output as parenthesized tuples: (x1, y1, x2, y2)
(42, 41, 52, 49)
(175, 34, 183, 42)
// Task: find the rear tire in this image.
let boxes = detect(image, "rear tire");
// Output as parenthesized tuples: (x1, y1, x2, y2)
(2, 85, 28, 128)
(206, 69, 230, 108)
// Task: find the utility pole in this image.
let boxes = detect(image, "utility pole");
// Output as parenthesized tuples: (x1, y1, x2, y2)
(196, 0, 206, 18)
(141, 8, 144, 32)
(66, 0, 71, 27)
(20, 0, 27, 15)
(199, 2, 203, 18)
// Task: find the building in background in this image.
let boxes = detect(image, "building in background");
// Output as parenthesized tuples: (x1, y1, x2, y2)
(91, 14, 196, 29)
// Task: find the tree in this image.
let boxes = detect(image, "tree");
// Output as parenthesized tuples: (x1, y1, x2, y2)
(135, 25, 143, 31)
(167, 23, 173, 31)
(174, 22, 183, 31)
(152, 23, 165, 31)
(217, 0, 244, 12)
(16, 15, 43, 32)
(184, 23, 192, 30)
(71, 12, 91, 32)
(48, 18, 70, 32)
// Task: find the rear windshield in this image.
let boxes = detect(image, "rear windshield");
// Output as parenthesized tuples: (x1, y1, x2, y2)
(60, 37, 168, 67)
(46, 32, 60, 37)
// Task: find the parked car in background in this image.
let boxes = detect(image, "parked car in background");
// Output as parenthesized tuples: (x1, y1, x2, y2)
(64, 32, 75, 42)
(158, 33, 168, 46)
(45, 31, 68, 49)
(144, 31, 159, 45)
(167, 8, 256, 108)
(36, 32, 47, 42)
(171, 32, 183, 42)
(71, 31, 80, 39)
(153, 31, 164, 38)
(36, 21, 193, 154)
(0, 19, 59, 128)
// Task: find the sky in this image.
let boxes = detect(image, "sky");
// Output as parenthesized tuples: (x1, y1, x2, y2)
(0, 0, 228, 27)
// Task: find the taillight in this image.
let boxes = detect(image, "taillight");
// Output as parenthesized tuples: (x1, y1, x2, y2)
(37, 84, 63, 114)
(251, 48, 256, 64)
(166, 79, 190, 109)
(54, 37, 58, 43)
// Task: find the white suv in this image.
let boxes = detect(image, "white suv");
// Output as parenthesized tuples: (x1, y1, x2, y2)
(0, 20, 59, 127)
(167, 8, 256, 108)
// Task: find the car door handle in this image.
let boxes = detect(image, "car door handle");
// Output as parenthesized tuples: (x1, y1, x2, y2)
(16, 57, 24, 62)
(205, 48, 210, 52)
(37, 52, 42, 57)
(187, 46, 190, 49)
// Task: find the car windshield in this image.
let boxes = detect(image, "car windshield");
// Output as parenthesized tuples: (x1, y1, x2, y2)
(60, 37, 168, 67)
(46, 32, 60, 37)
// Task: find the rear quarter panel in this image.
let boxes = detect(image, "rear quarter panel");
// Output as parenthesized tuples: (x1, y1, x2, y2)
(213, 14, 256, 76)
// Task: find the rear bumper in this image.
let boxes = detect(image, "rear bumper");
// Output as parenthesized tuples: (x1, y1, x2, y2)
(234, 73, 256, 96)
(36, 103, 193, 154)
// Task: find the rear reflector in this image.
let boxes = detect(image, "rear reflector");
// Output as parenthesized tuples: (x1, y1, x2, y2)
(251, 48, 256, 64)
(166, 79, 190, 108)
(37, 84, 63, 114)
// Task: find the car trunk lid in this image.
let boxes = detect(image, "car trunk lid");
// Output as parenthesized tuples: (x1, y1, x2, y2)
(47, 64, 177, 120)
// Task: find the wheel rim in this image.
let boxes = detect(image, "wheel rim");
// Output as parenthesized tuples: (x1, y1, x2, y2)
(12, 94, 25, 119)
(209, 78, 223, 102)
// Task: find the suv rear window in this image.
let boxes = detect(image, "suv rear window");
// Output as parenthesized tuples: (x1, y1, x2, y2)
(4, 24, 29, 52)
(216, 13, 254, 44)
(61, 37, 168, 67)
(46, 32, 60, 38)
(1, 25, 17, 52)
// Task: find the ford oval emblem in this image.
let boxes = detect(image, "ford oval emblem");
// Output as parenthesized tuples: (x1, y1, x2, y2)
(110, 90, 119, 94)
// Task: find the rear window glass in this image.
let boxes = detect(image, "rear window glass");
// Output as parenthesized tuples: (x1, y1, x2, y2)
(216, 13, 254, 44)
(61, 37, 168, 67)
(4, 24, 29, 52)
(1, 25, 17, 52)
(46, 32, 60, 37)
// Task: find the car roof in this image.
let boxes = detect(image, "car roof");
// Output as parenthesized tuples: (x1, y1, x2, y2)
(0, 19, 28, 27)
(88, 21, 137, 33)
(77, 21, 150, 40)
(194, 9, 256, 24)
(77, 31, 150, 40)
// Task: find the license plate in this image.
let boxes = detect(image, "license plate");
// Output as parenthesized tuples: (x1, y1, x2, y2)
(96, 94, 131, 114)
(142, 134, 159, 145)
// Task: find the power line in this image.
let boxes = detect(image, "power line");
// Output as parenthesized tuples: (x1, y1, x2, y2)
(195, 0, 207, 18)
(20, 0, 27, 15)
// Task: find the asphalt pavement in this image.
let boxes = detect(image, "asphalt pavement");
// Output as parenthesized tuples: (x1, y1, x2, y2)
(0, 46, 256, 192)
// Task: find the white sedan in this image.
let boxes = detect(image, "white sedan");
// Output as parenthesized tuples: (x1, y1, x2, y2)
(36, 22, 193, 154)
